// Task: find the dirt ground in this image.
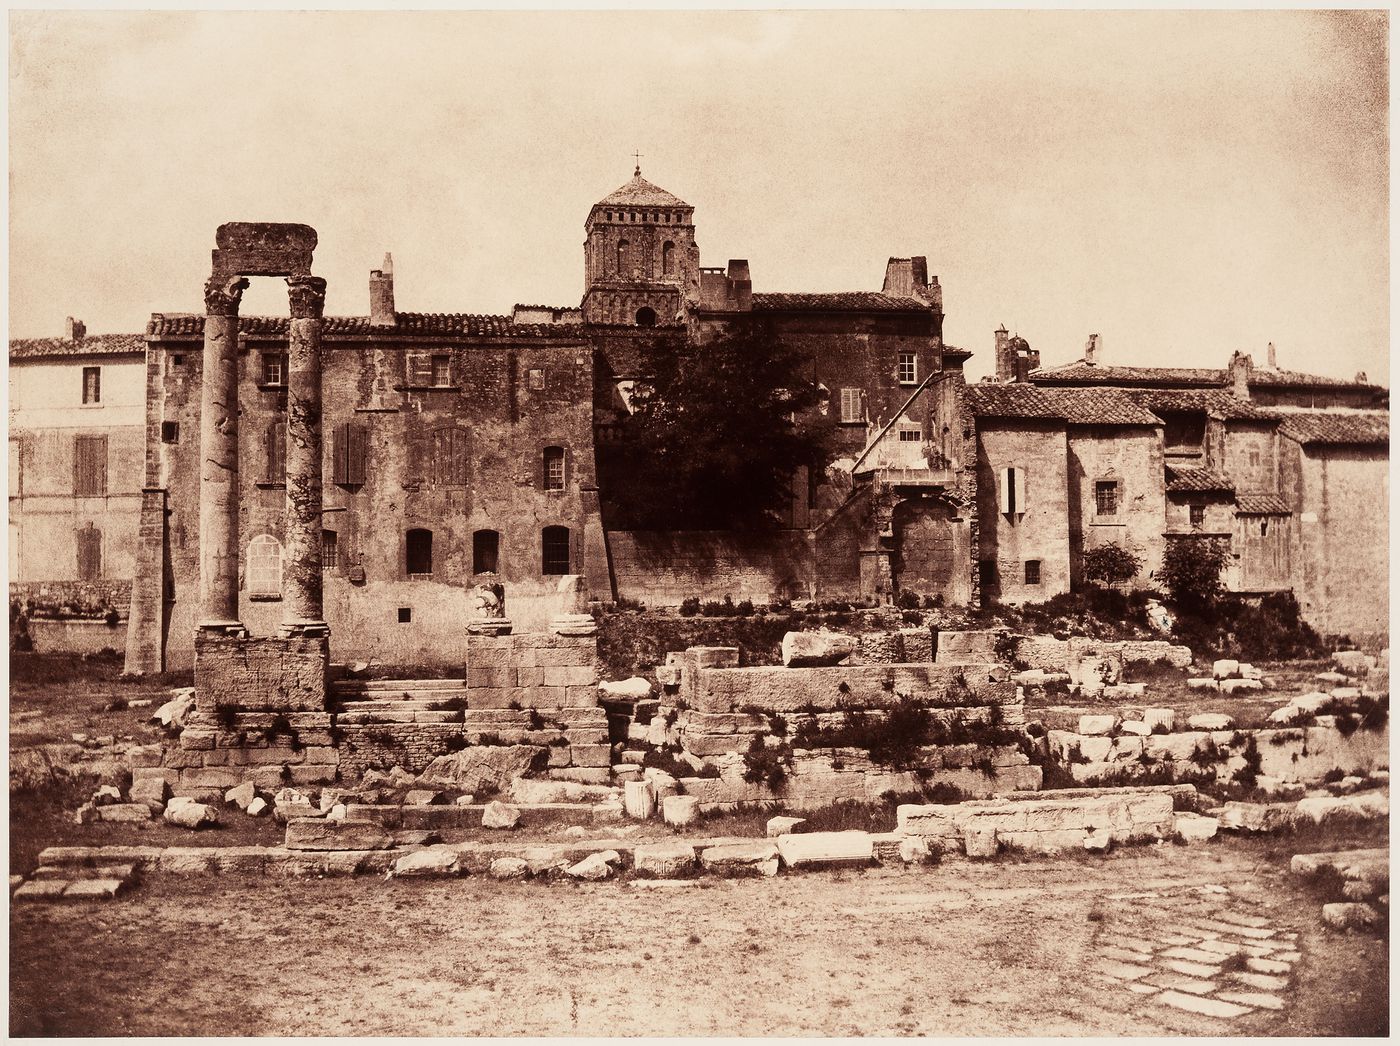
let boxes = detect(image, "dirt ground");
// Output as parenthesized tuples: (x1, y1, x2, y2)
(10, 832, 1387, 1037)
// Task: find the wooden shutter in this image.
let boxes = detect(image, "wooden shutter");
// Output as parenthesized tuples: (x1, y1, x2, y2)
(265, 424, 285, 484)
(840, 388, 862, 424)
(431, 428, 467, 486)
(407, 352, 433, 387)
(76, 526, 101, 580)
(333, 423, 349, 485)
(348, 424, 368, 485)
(73, 435, 107, 496)
(999, 466, 1022, 515)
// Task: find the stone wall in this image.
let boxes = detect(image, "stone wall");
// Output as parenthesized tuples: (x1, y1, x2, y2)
(465, 632, 600, 709)
(10, 579, 132, 617)
(1066, 426, 1166, 588)
(607, 529, 815, 605)
(27, 618, 128, 655)
(976, 420, 1071, 604)
(194, 633, 328, 713)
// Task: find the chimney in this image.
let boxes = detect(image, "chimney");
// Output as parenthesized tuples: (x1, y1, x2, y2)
(726, 259, 752, 311)
(1084, 333, 1101, 366)
(1355, 371, 1368, 384)
(994, 325, 1012, 382)
(1227, 350, 1253, 399)
(882, 256, 937, 307)
(369, 253, 395, 327)
(1266, 341, 1278, 369)
(65, 317, 86, 342)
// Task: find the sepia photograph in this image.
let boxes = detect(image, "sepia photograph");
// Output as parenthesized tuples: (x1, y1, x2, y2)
(7, 6, 1389, 1037)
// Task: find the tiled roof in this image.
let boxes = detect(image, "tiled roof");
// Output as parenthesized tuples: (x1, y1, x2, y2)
(1235, 494, 1292, 514)
(145, 313, 579, 339)
(1166, 467, 1235, 493)
(595, 172, 690, 209)
(1032, 361, 1383, 392)
(1121, 388, 1279, 421)
(10, 333, 146, 360)
(966, 384, 1160, 426)
(751, 292, 931, 313)
(1276, 411, 1389, 446)
(965, 383, 1066, 420)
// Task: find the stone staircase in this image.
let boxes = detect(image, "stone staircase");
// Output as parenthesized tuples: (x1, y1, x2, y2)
(331, 678, 468, 725)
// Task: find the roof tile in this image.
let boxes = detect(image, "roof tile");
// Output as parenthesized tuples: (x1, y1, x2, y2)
(1235, 494, 1292, 514)
(966, 383, 1160, 426)
(1166, 467, 1235, 493)
(752, 292, 931, 313)
(145, 312, 577, 339)
(10, 333, 146, 360)
(1276, 411, 1388, 446)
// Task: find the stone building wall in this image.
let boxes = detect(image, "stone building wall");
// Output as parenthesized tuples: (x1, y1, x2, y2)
(607, 529, 816, 605)
(1066, 426, 1166, 588)
(975, 420, 1070, 603)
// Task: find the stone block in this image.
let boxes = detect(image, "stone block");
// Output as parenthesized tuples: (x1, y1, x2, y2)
(1212, 659, 1241, 680)
(1078, 715, 1118, 737)
(1322, 902, 1380, 930)
(963, 825, 998, 858)
(393, 847, 462, 877)
(767, 815, 807, 837)
(164, 801, 219, 829)
(468, 666, 518, 688)
(130, 776, 170, 805)
(700, 841, 780, 873)
(623, 780, 655, 819)
(1220, 678, 1263, 694)
(634, 841, 696, 878)
(663, 794, 699, 826)
(782, 630, 857, 667)
(13, 879, 70, 902)
(1119, 720, 1152, 737)
(543, 665, 597, 688)
(547, 767, 611, 785)
(195, 633, 327, 713)
(1331, 650, 1375, 677)
(571, 744, 612, 769)
(283, 818, 393, 851)
(482, 800, 520, 829)
(935, 630, 1002, 664)
(62, 878, 128, 900)
(1174, 813, 1219, 842)
(98, 803, 153, 823)
(1187, 677, 1218, 690)
(776, 830, 873, 867)
(418, 745, 545, 792)
(566, 850, 620, 880)
(1188, 713, 1234, 730)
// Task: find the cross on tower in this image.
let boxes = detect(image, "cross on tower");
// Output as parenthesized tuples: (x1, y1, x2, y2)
(632, 150, 643, 176)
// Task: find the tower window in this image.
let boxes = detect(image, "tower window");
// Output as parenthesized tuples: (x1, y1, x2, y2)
(1024, 560, 1041, 586)
(616, 238, 629, 274)
(635, 307, 657, 328)
(999, 466, 1025, 515)
(406, 528, 433, 576)
(662, 240, 675, 276)
(543, 446, 566, 491)
(542, 526, 571, 575)
(473, 530, 500, 574)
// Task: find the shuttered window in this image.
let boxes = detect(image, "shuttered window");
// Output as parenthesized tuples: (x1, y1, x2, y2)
(76, 525, 102, 581)
(332, 423, 368, 486)
(264, 423, 285, 484)
(839, 388, 863, 424)
(406, 352, 434, 387)
(406, 528, 433, 576)
(430, 428, 468, 486)
(999, 466, 1025, 515)
(73, 435, 107, 496)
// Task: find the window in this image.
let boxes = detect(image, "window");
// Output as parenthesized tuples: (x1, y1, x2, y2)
(473, 530, 500, 574)
(332, 423, 368, 486)
(397, 607, 412, 623)
(1260, 519, 1269, 537)
(999, 466, 1025, 515)
(1095, 480, 1119, 516)
(82, 367, 101, 404)
(543, 446, 566, 491)
(431, 355, 451, 386)
(662, 241, 676, 276)
(264, 423, 285, 485)
(839, 388, 863, 424)
(1024, 560, 1041, 586)
(73, 435, 107, 496)
(898, 425, 922, 442)
(406, 353, 434, 387)
(322, 530, 338, 570)
(261, 352, 287, 386)
(430, 428, 468, 486)
(635, 307, 657, 328)
(978, 560, 997, 591)
(542, 525, 571, 575)
(528, 368, 545, 391)
(406, 528, 433, 576)
(76, 524, 101, 581)
(1189, 504, 1205, 529)
(161, 421, 180, 444)
(248, 535, 282, 597)
(171, 354, 185, 366)
(897, 353, 917, 385)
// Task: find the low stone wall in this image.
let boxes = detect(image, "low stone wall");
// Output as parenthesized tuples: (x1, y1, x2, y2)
(897, 787, 1177, 854)
(27, 617, 128, 655)
(10, 579, 132, 617)
(1012, 634, 1192, 673)
(194, 634, 328, 713)
(465, 632, 599, 709)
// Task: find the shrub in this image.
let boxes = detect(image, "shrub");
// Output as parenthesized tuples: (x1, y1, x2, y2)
(612, 595, 646, 613)
(1322, 767, 1346, 783)
(741, 735, 793, 789)
(1160, 536, 1231, 611)
(735, 599, 755, 617)
(1234, 735, 1262, 790)
(895, 590, 923, 611)
(1083, 542, 1142, 586)
(678, 597, 702, 617)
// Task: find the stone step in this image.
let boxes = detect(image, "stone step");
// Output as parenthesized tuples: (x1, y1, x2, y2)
(332, 679, 466, 695)
(344, 802, 600, 830)
(335, 698, 458, 710)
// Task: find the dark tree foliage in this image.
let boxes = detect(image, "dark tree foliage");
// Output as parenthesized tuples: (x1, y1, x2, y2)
(1159, 536, 1231, 611)
(613, 321, 835, 529)
(1081, 542, 1142, 586)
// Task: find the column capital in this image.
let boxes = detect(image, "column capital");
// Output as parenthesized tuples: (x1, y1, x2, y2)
(204, 275, 250, 317)
(286, 275, 328, 319)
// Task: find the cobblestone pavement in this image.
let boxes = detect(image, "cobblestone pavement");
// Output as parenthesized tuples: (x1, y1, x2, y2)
(1090, 881, 1300, 1024)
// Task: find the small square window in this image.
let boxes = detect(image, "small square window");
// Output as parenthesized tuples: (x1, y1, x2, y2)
(1024, 560, 1041, 585)
(171, 354, 185, 366)
(397, 607, 412, 623)
(897, 353, 917, 385)
(1189, 504, 1205, 528)
(431, 355, 451, 386)
(160, 421, 179, 444)
(529, 368, 545, 391)
(82, 366, 101, 404)
(1095, 480, 1119, 516)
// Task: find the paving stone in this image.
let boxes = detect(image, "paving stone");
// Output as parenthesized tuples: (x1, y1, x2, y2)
(1229, 971, 1288, 992)
(1100, 945, 1154, 964)
(1156, 990, 1253, 1018)
(1216, 910, 1271, 928)
(1106, 934, 1158, 955)
(1123, 982, 1160, 996)
(1160, 958, 1223, 978)
(13, 879, 69, 901)
(1094, 958, 1153, 981)
(1144, 972, 1219, 996)
(63, 878, 126, 899)
(1162, 945, 1229, 964)
(1195, 939, 1248, 957)
(1188, 917, 1276, 940)
(1215, 989, 1285, 1011)
(1245, 956, 1292, 975)
(1270, 950, 1302, 962)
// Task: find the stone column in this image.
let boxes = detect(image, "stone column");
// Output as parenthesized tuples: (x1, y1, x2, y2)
(198, 274, 249, 631)
(279, 275, 330, 637)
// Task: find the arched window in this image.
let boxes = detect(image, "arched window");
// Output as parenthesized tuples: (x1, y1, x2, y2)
(616, 238, 629, 274)
(473, 529, 500, 574)
(542, 526, 571, 575)
(543, 446, 566, 491)
(635, 307, 657, 328)
(662, 241, 675, 276)
(248, 534, 282, 597)
(406, 528, 433, 576)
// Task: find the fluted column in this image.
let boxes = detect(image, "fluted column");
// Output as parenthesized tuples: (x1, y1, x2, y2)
(198, 274, 249, 631)
(279, 274, 329, 637)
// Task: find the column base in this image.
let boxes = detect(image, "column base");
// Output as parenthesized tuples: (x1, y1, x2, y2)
(197, 619, 247, 637)
(550, 614, 598, 637)
(278, 620, 331, 639)
(467, 618, 514, 636)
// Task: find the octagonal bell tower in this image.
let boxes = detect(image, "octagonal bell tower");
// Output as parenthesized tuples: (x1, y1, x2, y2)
(581, 166, 700, 326)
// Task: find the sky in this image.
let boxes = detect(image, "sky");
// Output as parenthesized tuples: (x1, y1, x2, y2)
(8, 9, 1390, 384)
